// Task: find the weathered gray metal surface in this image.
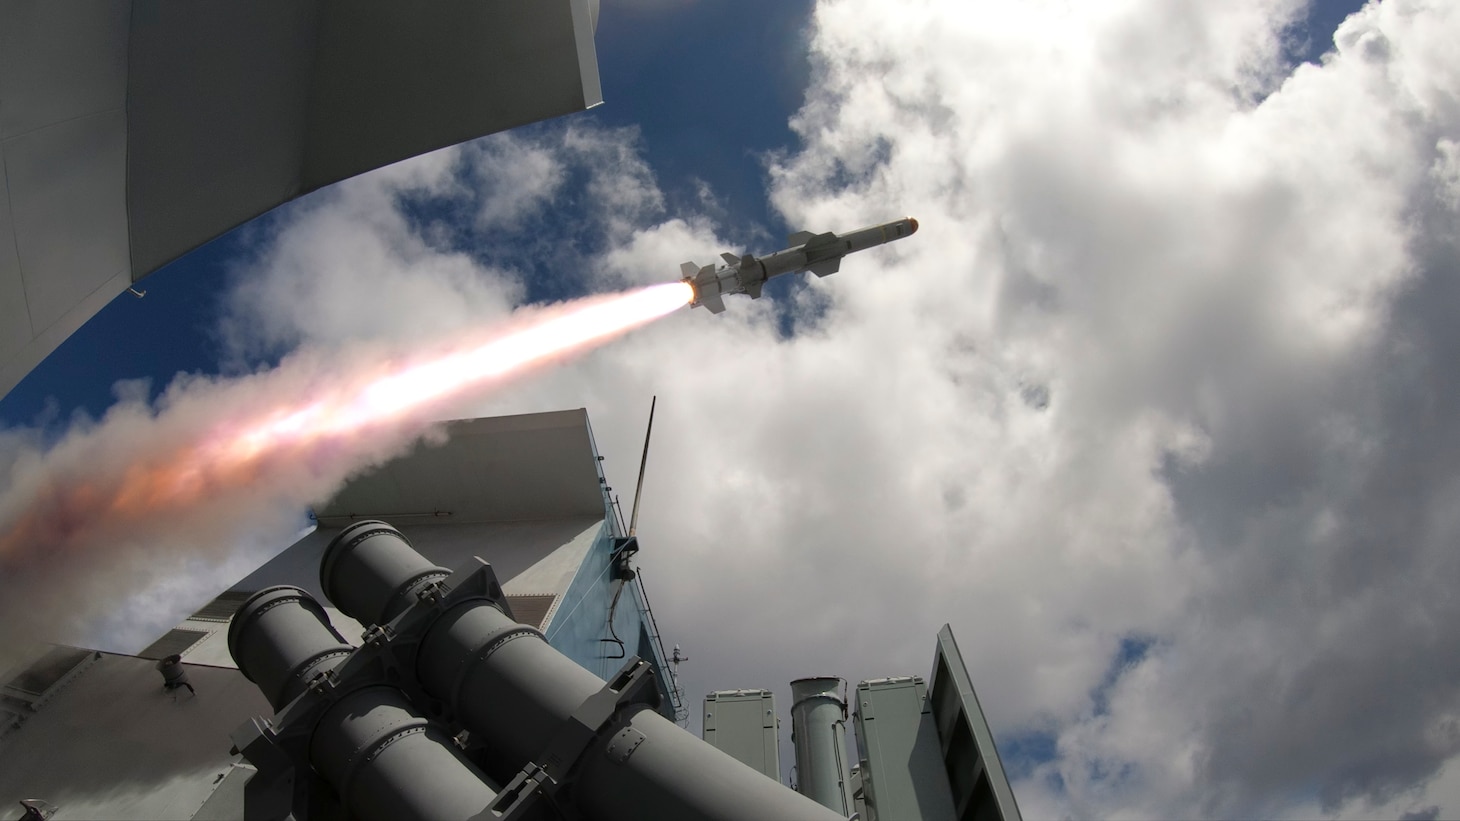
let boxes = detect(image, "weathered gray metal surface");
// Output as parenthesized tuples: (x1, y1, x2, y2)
(790, 677, 855, 814)
(1, 647, 94, 703)
(0, 654, 269, 820)
(0, 0, 601, 399)
(854, 676, 958, 821)
(189, 764, 255, 821)
(313, 411, 609, 527)
(928, 625, 1023, 821)
(702, 689, 780, 779)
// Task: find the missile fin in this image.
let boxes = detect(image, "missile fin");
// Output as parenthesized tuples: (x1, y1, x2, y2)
(787, 230, 816, 246)
(680, 261, 700, 279)
(701, 293, 727, 313)
(745, 280, 763, 299)
(720, 252, 741, 266)
(807, 258, 842, 278)
(801, 231, 839, 250)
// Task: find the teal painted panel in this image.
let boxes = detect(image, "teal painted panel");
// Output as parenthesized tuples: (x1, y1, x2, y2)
(703, 689, 780, 779)
(854, 676, 958, 821)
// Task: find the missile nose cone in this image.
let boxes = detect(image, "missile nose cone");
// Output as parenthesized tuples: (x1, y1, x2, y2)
(907, 217, 919, 234)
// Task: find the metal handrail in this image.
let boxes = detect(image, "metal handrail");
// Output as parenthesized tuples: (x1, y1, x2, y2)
(633, 568, 688, 722)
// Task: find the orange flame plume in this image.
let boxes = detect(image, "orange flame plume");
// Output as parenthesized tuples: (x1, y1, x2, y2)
(0, 282, 693, 562)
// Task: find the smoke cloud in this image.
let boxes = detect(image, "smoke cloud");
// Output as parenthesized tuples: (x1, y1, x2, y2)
(0, 281, 688, 667)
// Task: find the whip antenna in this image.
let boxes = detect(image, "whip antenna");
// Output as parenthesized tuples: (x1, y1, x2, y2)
(628, 396, 656, 537)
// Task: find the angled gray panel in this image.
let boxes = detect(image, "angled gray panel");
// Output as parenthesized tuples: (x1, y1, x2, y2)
(137, 628, 208, 661)
(0, 0, 131, 389)
(2, 646, 93, 699)
(315, 411, 606, 524)
(0, 0, 129, 140)
(0, 267, 131, 399)
(4, 110, 129, 332)
(302, 0, 601, 190)
(0, 162, 29, 362)
(929, 625, 1023, 821)
(125, 0, 321, 277)
(0, 2, 602, 404)
(0, 656, 271, 820)
(190, 591, 255, 623)
(504, 594, 557, 629)
(190, 763, 254, 821)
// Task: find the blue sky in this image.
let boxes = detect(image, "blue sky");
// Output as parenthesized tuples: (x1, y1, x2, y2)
(14, 2, 1460, 819)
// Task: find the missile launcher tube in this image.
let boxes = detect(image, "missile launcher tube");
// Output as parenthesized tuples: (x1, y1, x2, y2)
(320, 521, 452, 626)
(229, 586, 499, 821)
(790, 677, 856, 815)
(570, 705, 842, 821)
(416, 597, 605, 778)
(228, 586, 354, 711)
(309, 685, 497, 821)
(321, 522, 847, 821)
(417, 597, 850, 820)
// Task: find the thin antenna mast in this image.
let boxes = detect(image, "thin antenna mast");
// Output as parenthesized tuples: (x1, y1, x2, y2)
(628, 396, 656, 537)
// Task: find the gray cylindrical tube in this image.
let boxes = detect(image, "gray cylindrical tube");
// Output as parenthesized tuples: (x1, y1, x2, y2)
(790, 677, 854, 815)
(320, 520, 450, 626)
(416, 599, 844, 821)
(310, 685, 497, 821)
(574, 706, 848, 821)
(417, 598, 607, 778)
(348, 528, 845, 821)
(228, 585, 354, 710)
(230, 586, 497, 820)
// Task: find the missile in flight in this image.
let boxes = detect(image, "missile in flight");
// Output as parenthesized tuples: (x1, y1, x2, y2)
(680, 217, 919, 313)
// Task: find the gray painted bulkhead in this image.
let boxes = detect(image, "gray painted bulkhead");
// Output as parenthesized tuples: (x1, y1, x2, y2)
(0, 0, 602, 399)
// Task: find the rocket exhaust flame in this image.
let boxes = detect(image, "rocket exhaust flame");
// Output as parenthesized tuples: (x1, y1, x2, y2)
(0, 282, 691, 654)
(218, 281, 692, 460)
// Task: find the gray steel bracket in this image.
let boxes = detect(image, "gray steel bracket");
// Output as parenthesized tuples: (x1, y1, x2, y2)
(472, 657, 661, 821)
(230, 715, 344, 821)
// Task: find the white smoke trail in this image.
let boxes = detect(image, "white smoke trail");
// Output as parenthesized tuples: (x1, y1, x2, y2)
(0, 283, 691, 666)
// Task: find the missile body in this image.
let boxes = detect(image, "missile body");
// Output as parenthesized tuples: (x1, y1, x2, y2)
(681, 217, 918, 313)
